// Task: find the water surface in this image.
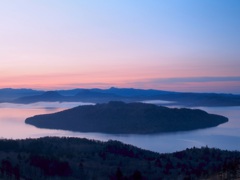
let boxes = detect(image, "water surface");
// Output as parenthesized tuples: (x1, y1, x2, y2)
(0, 102, 239, 153)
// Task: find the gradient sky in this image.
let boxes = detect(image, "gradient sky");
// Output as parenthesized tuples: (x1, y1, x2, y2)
(0, 0, 240, 93)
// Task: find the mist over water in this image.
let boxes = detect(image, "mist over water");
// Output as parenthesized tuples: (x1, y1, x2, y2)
(0, 102, 239, 153)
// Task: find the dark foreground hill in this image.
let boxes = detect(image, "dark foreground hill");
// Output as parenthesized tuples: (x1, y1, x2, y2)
(25, 101, 228, 134)
(0, 137, 239, 179)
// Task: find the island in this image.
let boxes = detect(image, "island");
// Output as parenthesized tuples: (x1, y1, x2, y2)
(25, 101, 228, 134)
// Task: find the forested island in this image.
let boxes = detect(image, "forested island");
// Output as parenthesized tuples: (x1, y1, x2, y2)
(0, 137, 239, 179)
(25, 101, 228, 134)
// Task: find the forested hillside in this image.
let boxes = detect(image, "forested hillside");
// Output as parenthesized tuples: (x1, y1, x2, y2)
(0, 137, 239, 179)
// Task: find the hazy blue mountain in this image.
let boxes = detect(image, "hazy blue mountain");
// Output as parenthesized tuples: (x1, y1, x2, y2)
(0, 88, 43, 102)
(73, 89, 122, 102)
(57, 89, 82, 96)
(92, 87, 176, 97)
(1, 87, 240, 106)
(13, 89, 123, 104)
(150, 92, 240, 106)
(25, 101, 228, 134)
(14, 91, 65, 103)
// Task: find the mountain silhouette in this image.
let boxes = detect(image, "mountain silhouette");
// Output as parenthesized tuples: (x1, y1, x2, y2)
(0, 88, 43, 102)
(14, 91, 65, 103)
(1, 87, 239, 106)
(73, 89, 121, 102)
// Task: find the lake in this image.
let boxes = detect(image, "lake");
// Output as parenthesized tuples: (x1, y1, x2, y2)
(0, 102, 239, 153)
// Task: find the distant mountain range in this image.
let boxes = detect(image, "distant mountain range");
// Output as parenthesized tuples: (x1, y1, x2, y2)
(25, 101, 228, 134)
(1, 87, 240, 106)
(0, 88, 42, 101)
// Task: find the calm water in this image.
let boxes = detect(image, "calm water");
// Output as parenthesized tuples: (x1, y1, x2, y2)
(0, 102, 239, 153)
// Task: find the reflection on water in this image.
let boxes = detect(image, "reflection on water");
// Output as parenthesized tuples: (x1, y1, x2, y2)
(0, 102, 239, 153)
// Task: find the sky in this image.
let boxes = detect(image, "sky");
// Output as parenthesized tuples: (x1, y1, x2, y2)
(0, 0, 240, 93)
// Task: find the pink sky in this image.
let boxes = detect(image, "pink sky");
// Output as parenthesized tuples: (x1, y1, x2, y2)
(0, 1, 239, 93)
